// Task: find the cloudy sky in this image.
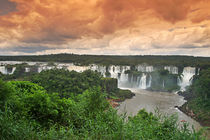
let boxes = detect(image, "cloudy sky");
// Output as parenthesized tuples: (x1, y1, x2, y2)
(0, 0, 210, 56)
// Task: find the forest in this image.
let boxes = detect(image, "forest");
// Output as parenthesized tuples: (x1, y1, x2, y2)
(0, 53, 210, 68)
(0, 68, 207, 139)
(179, 68, 210, 127)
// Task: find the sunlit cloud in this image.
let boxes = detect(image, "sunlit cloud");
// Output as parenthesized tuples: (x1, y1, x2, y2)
(0, 0, 210, 56)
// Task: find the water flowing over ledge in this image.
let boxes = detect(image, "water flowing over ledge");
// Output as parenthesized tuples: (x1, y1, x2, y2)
(0, 61, 199, 92)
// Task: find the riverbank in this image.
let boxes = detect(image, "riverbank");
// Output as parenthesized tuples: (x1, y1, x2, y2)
(177, 91, 210, 127)
(118, 89, 209, 139)
(108, 89, 135, 108)
(178, 103, 210, 127)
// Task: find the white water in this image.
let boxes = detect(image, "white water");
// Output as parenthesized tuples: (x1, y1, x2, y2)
(163, 80, 165, 88)
(10, 67, 16, 75)
(147, 75, 152, 87)
(136, 65, 154, 72)
(0, 61, 197, 91)
(25, 68, 30, 72)
(178, 67, 196, 91)
(164, 66, 178, 74)
(0, 66, 7, 74)
(139, 73, 147, 89)
(0, 66, 16, 75)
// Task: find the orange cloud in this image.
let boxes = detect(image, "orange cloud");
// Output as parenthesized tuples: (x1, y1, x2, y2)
(0, 0, 210, 56)
(0, 0, 209, 41)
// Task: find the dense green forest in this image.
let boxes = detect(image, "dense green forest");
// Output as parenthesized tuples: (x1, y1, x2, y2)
(179, 68, 210, 127)
(0, 53, 210, 68)
(0, 69, 206, 139)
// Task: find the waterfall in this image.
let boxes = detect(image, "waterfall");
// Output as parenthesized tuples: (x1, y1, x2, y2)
(178, 67, 196, 91)
(38, 67, 43, 73)
(163, 80, 165, 88)
(136, 65, 154, 72)
(9, 67, 16, 75)
(67, 65, 89, 72)
(139, 73, 147, 89)
(146, 66, 154, 72)
(109, 65, 120, 79)
(197, 68, 200, 75)
(0, 66, 7, 74)
(90, 64, 106, 77)
(164, 66, 178, 74)
(147, 75, 152, 88)
(118, 66, 130, 83)
(0, 61, 201, 92)
(0, 66, 16, 75)
(25, 68, 30, 72)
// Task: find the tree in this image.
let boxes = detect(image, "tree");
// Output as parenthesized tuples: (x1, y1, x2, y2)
(194, 68, 210, 100)
(0, 79, 13, 109)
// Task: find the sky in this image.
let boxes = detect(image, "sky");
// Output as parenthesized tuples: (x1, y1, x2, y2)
(0, 0, 210, 56)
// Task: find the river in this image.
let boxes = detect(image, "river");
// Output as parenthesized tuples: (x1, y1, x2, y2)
(118, 88, 210, 139)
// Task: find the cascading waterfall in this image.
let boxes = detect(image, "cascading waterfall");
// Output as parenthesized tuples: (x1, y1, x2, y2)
(164, 66, 178, 74)
(0, 66, 7, 74)
(67, 65, 89, 72)
(147, 75, 152, 88)
(163, 80, 165, 88)
(0, 61, 199, 91)
(139, 73, 147, 89)
(146, 66, 154, 72)
(9, 67, 16, 75)
(0, 66, 16, 75)
(25, 68, 30, 72)
(109, 65, 120, 79)
(90, 64, 106, 77)
(118, 66, 130, 87)
(136, 65, 154, 72)
(178, 67, 196, 91)
(119, 66, 129, 82)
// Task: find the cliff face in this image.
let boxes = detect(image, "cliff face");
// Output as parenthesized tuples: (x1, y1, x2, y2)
(101, 78, 118, 93)
(101, 77, 135, 101)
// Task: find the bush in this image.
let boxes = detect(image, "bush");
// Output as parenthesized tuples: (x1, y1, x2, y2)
(0, 78, 206, 139)
(0, 79, 13, 110)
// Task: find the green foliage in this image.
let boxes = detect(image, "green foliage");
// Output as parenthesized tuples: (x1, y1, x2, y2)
(159, 69, 169, 76)
(0, 79, 206, 139)
(183, 68, 210, 123)
(0, 54, 210, 68)
(29, 69, 102, 97)
(100, 78, 135, 100)
(1, 63, 37, 81)
(0, 79, 13, 109)
(125, 109, 205, 140)
(194, 68, 210, 100)
(125, 70, 142, 76)
(101, 77, 118, 93)
(114, 89, 134, 101)
(178, 68, 210, 129)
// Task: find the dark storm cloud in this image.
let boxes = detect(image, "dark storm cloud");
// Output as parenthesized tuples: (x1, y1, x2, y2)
(0, 46, 54, 53)
(181, 45, 210, 49)
(0, 0, 17, 15)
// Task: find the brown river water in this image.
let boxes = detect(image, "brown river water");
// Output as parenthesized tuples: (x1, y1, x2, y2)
(118, 88, 210, 139)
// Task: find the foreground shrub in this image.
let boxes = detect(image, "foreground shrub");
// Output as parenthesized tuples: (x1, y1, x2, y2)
(0, 80, 206, 140)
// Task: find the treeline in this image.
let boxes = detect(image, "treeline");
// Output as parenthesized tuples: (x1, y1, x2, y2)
(0, 53, 210, 68)
(0, 69, 206, 139)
